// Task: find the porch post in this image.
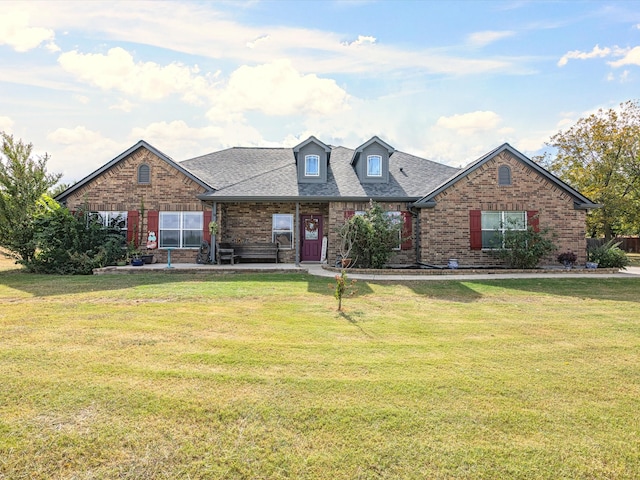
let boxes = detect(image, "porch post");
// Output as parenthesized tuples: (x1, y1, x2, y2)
(211, 202, 217, 263)
(295, 202, 300, 266)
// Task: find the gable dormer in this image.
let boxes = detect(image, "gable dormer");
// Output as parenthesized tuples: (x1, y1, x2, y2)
(351, 136, 395, 183)
(293, 136, 331, 183)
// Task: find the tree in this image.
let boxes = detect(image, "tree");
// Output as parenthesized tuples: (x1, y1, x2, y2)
(0, 133, 62, 262)
(538, 100, 640, 239)
(339, 201, 402, 269)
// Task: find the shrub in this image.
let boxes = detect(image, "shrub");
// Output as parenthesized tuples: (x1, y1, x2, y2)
(588, 240, 629, 269)
(26, 207, 126, 274)
(494, 225, 557, 269)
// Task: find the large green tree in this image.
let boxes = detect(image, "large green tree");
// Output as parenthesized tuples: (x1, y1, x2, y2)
(0, 132, 62, 262)
(539, 100, 640, 239)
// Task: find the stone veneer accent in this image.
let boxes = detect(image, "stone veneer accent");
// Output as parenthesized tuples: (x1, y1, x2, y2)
(419, 151, 588, 267)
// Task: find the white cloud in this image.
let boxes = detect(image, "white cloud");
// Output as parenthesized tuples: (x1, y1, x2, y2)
(608, 46, 640, 67)
(467, 30, 515, 47)
(557, 44, 611, 67)
(206, 59, 350, 119)
(130, 120, 275, 159)
(109, 99, 135, 112)
(343, 35, 377, 47)
(0, 116, 15, 133)
(0, 8, 57, 52)
(73, 94, 90, 105)
(436, 111, 502, 135)
(57, 47, 215, 103)
(246, 34, 270, 49)
(19, 2, 524, 77)
(45, 126, 123, 182)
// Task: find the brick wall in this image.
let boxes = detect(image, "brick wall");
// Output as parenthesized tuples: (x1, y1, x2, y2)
(327, 201, 416, 266)
(64, 147, 209, 263)
(419, 151, 588, 267)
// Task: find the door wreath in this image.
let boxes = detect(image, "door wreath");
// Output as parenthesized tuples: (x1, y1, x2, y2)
(305, 217, 318, 233)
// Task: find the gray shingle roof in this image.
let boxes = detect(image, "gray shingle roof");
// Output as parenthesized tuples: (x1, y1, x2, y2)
(180, 144, 459, 202)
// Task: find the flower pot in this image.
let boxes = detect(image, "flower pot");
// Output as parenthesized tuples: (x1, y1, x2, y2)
(141, 254, 154, 264)
(341, 258, 352, 268)
(448, 258, 459, 269)
(131, 258, 144, 266)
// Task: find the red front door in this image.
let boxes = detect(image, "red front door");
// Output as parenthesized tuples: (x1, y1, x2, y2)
(301, 215, 323, 262)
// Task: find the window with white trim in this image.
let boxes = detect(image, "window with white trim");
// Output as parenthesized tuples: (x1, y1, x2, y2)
(367, 155, 382, 177)
(159, 212, 203, 248)
(272, 214, 293, 249)
(386, 211, 402, 250)
(305, 155, 320, 177)
(481, 211, 526, 248)
(91, 211, 127, 237)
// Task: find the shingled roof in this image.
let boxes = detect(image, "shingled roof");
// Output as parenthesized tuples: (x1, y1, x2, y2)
(180, 144, 459, 202)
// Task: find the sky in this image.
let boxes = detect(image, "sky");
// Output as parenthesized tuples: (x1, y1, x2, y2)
(1, 0, 640, 185)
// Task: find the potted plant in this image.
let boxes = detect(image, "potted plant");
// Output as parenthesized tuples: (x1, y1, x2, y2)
(557, 250, 577, 269)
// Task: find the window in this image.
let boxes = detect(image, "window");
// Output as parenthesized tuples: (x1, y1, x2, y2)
(305, 155, 320, 176)
(91, 211, 127, 237)
(498, 165, 512, 185)
(386, 211, 402, 250)
(481, 211, 526, 248)
(159, 212, 202, 248)
(272, 214, 293, 249)
(138, 164, 150, 184)
(367, 155, 382, 177)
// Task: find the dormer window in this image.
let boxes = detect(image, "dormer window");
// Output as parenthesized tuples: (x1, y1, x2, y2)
(367, 155, 382, 177)
(305, 155, 320, 177)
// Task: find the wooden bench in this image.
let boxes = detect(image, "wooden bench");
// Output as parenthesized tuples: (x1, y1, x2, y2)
(217, 242, 279, 264)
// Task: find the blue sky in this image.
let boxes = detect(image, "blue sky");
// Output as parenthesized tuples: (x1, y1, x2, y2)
(1, 0, 639, 185)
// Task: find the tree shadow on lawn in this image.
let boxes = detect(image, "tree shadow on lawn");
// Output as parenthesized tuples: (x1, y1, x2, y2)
(1, 270, 638, 304)
(382, 277, 640, 303)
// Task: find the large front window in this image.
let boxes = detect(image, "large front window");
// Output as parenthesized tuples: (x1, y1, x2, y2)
(481, 211, 526, 248)
(91, 211, 127, 237)
(159, 212, 202, 248)
(272, 214, 293, 249)
(367, 155, 382, 177)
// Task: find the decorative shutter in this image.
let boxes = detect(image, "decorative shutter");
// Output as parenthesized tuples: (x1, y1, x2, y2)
(344, 210, 355, 220)
(203, 211, 212, 245)
(127, 210, 139, 246)
(527, 211, 539, 232)
(401, 211, 413, 250)
(147, 210, 159, 236)
(470, 210, 482, 250)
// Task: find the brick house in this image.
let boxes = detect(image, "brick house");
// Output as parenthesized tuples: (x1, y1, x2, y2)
(55, 137, 599, 266)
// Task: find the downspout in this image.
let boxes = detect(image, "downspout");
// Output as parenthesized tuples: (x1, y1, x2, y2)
(295, 202, 300, 266)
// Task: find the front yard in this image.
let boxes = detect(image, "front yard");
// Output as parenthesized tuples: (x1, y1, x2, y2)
(1, 258, 639, 478)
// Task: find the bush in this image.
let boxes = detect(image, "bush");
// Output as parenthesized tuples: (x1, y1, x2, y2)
(494, 225, 557, 269)
(26, 207, 126, 274)
(588, 240, 629, 269)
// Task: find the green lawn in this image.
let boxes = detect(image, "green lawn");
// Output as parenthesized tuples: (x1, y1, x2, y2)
(1, 262, 639, 479)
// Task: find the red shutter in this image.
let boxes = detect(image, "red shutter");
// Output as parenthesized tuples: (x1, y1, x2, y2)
(344, 210, 355, 220)
(127, 210, 139, 246)
(401, 211, 412, 250)
(147, 210, 159, 239)
(527, 210, 539, 232)
(470, 210, 482, 250)
(203, 211, 212, 245)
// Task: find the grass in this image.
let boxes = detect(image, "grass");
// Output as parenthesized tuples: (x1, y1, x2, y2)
(1, 255, 640, 478)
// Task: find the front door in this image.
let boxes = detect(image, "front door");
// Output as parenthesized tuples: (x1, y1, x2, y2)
(301, 215, 323, 262)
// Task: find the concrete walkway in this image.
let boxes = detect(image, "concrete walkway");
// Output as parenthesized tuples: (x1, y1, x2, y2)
(95, 262, 640, 281)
